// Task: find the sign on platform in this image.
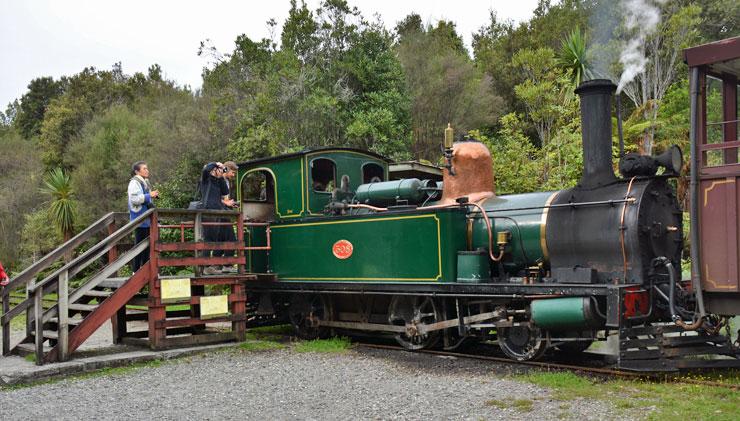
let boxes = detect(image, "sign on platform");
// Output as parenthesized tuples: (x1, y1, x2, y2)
(160, 278, 191, 303)
(200, 295, 229, 319)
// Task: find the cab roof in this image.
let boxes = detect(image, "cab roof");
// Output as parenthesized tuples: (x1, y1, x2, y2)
(237, 147, 391, 168)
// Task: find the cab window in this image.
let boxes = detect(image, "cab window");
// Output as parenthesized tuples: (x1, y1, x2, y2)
(362, 162, 384, 183)
(311, 158, 336, 194)
(242, 171, 274, 202)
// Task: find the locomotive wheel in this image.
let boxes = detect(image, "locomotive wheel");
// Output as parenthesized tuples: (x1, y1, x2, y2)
(498, 326, 547, 361)
(288, 294, 332, 340)
(388, 295, 442, 350)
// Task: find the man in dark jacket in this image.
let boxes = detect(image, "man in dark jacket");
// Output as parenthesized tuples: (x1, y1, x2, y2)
(200, 162, 234, 275)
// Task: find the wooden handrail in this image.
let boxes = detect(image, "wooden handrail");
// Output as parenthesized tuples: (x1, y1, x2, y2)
(1, 212, 122, 293)
(155, 208, 241, 217)
(3, 207, 250, 358)
(27, 209, 155, 293)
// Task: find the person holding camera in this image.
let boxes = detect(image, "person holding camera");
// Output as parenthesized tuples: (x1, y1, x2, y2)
(219, 161, 239, 272)
(200, 162, 235, 275)
(128, 161, 159, 272)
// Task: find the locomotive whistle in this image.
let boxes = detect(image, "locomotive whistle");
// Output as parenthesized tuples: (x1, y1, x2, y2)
(444, 123, 456, 176)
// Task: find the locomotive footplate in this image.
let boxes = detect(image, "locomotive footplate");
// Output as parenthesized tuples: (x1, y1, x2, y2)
(243, 280, 614, 297)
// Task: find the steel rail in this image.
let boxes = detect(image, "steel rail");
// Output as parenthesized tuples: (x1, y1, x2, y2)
(354, 342, 740, 391)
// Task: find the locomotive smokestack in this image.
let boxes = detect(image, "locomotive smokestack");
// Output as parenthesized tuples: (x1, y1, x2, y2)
(575, 79, 617, 188)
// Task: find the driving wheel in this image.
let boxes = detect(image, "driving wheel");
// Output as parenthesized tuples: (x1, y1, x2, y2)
(387, 295, 441, 350)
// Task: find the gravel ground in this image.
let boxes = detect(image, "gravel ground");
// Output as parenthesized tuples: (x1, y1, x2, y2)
(0, 345, 627, 421)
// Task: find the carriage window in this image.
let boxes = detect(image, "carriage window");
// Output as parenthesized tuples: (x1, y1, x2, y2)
(311, 158, 335, 193)
(242, 171, 274, 203)
(705, 76, 739, 166)
(363, 163, 384, 183)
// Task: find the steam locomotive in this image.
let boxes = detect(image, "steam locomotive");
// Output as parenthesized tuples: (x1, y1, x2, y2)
(236, 79, 739, 369)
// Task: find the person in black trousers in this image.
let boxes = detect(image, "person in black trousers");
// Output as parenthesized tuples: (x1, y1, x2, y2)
(128, 161, 159, 272)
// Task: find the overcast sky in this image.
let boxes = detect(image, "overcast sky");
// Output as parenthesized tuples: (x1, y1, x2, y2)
(1, 0, 540, 108)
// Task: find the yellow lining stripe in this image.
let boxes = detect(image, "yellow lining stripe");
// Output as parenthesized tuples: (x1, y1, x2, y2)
(540, 192, 558, 261)
(243, 165, 305, 218)
(303, 150, 387, 216)
(703, 178, 735, 207)
(704, 263, 738, 290)
(273, 214, 443, 281)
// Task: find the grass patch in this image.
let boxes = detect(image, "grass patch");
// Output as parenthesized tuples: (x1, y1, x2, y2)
(238, 340, 286, 352)
(516, 370, 740, 421)
(244, 324, 295, 342)
(517, 371, 603, 400)
(249, 324, 294, 335)
(484, 399, 508, 409)
(24, 354, 35, 363)
(511, 399, 534, 412)
(294, 336, 352, 353)
(483, 398, 534, 412)
(9, 313, 27, 330)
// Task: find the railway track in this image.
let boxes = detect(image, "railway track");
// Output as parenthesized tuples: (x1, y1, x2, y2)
(354, 341, 740, 391)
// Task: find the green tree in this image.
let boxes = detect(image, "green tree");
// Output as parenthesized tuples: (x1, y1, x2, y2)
(473, 0, 591, 112)
(478, 115, 541, 194)
(14, 77, 64, 139)
(512, 48, 573, 149)
(0, 128, 42, 265)
(618, 3, 701, 155)
(19, 209, 62, 265)
(40, 168, 77, 242)
(557, 28, 593, 86)
(38, 95, 87, 169)
(396, 15, 502, 160)
(208, 0, 411, 161)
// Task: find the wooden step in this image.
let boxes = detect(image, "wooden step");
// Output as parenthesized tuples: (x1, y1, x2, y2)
(15, 342, 51, 356)
(29, 330, 59, 340)
(99, 278, 126, 289)
(48, 317, 83, 326)
(69, 303, 98, 312)
(43, 330, 58, 340)
(84, 290, 113, 298)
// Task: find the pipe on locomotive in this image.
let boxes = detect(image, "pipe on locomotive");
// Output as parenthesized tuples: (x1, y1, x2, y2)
(655, 256, 703, 331)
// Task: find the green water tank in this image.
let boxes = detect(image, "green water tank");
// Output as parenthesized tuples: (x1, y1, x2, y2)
(355, 179, 436, 206)
(530, 297, 603, 330)
(456, 251, 491, 283)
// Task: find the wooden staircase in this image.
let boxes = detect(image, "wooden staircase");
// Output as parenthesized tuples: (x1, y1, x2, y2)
(1, 208, 262, 365)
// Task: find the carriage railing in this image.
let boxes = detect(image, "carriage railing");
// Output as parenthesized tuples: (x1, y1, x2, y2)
(701, 118, 740, 172)
(153, 209, 270, 278)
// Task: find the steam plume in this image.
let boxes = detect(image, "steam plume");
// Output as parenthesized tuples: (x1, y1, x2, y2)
(616, 0, 666, 93)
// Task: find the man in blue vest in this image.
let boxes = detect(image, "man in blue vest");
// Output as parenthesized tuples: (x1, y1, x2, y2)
(128, 161, 159, 272)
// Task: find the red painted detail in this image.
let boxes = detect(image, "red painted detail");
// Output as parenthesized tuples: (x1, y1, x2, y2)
(623, 286, 650, 319)
(332, 240, 354, 259)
